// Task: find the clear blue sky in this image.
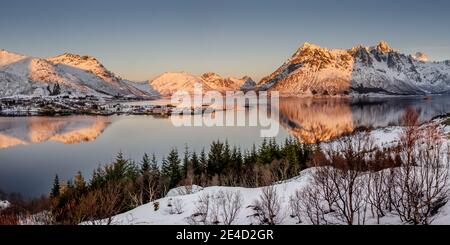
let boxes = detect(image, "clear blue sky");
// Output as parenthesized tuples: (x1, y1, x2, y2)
(1, 0, 450, 81)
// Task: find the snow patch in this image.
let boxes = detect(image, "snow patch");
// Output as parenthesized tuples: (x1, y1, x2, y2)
(0, 200, 11, 210)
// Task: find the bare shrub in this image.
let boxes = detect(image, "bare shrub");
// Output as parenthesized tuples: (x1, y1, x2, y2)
(289, 191, 303, 224)
(0, 195, 52, 225)
(285, 109, 448, 225)
(218, 191, 243, 225)
(0, 211, 20, 225)
(174, 199, 184, 214)
(367, 170, 389, 224)
(296, 186, 329, 225)
(329, 167, 368, 225)
(167, 198, 184, 215)
(67, 183, 124, 225)
(248, 186, 284, 225)
(187, 190, 243, 225)
(136, 173, 160, 206)
(306, 133, 373, 225)
(312, 167, 338, 213)
(391, 120, 450, 225)
(187, 193, 210, 225)
(399, 107, 421, 166)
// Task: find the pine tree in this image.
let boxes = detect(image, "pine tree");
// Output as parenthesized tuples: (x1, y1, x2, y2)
(106, 151, 137, 182)
(222, 140, 231, 171)
(50, 174, 60, 199)
(208, 141, 224, 176)
(150, 153, 159, 175)
(269, 138, 280, 159)
(162, 149, 182, 188)
(182, 145, 190, 178)
(141, 153, 151, 173)
(190, 151, 200, 176)
(199, 149, 207, 175)
(251, 143, 258, 162)
(258, 138, 273, 164)
(231, 147, 243, 172)
(74, 171, 86, 191)
(90, 166, 105, 189)
(141, 153, 151, 204)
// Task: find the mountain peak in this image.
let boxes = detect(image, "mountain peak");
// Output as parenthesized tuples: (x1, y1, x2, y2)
(201, 72, 223, 80)
(376, 40, 392, 53)
(0, 49, 28, 66)
(299, 42, 323, 51)
(412, 52, 429, 62)
(51, 52, 99, 63)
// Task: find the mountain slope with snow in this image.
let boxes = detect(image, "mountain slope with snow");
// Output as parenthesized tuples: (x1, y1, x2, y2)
(258, 41, 450, 95)
(149, 72, 212, 96)
(109, 168, 450, 225)
(201, 72, 256, 91)
(0, 50, 153, 98)
(149, 72, 255, 96)
(107, 121, 450, 225)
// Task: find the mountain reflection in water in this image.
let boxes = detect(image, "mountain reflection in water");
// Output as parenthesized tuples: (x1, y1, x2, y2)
(1, 96, 450, 149)
(279, 96, 450, 143)
(0, 116, 111, 149)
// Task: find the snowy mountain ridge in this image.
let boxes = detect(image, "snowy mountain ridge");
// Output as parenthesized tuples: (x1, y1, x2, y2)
(258, 41, 450, 95)
(149, 71, 255, 96)
(1, 49, 255, 98)
(0, 50, 154, 98)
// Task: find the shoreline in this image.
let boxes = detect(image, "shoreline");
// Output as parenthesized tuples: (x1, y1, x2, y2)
(2, 93, 450, 117)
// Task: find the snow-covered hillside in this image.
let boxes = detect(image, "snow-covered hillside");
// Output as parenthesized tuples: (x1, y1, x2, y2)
(0, 49, 154, 98)
(149, 72, 255, 96)
(107, 121, 450, 225)
(109, 168, 450, 225)
(123, 80, 158, 97)
(99, 171, 314, 225)
(258, 41, 450, 95)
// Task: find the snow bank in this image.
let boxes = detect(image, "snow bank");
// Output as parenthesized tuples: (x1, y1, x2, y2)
(0, 200, 11, 210)
(166, 185, 204, 197)
(107, 168, 314, 225)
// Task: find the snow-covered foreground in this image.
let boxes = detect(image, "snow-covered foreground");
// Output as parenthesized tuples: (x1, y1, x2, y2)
(108, 167, 450, 225)
(107, 121, 450, 225)
(106, 170, 313, 225)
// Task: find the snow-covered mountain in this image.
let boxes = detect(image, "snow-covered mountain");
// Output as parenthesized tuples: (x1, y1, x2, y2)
(258, 41, 450, 95)
(240, 76, 257, 90)
(0, 49, 153, 98)
(201, 72, 256, 91)
(149, 72, 255, 96)
(149, 72, 212, 96)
